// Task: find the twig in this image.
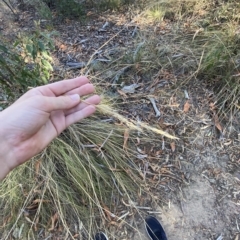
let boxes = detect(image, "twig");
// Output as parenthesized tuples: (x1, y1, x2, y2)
(2, 0, 16, 16)
(100, 118, 113, 122)
(66, 62, 86, 70)
(82, 145, 96, 148)
(135, 206, 152, 210)
(236, 218, 239, 231)
(136, 115, 141, 136)
(162, 137, 165, 150)
(184, 90, 190, 99)
(148, 97, 161, 117)
(101, 22, 109, 29)
(147, 211, 162, 214)
(143, 161, 149, 180)
(216, 234, 223, 240)
(44, 234, 53, 240)
(160, 174, 182, 182)
(117, 211, 130, 221)
(132, 26, 138, 37)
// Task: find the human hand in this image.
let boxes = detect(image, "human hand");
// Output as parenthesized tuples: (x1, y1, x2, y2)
(0, 76, 101, 179)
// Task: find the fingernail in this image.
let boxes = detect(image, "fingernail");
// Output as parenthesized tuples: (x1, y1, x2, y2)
(69, 94, 80, 102)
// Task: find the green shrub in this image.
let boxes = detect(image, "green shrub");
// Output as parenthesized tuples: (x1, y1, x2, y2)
(20, 0, 84, 20)
(0, 22, 55, 95)
(44, 0, 84, 19)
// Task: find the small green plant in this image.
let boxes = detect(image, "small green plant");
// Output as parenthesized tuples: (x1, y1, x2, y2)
(0, 22, 55, 94)
(146, 4, 166, 21)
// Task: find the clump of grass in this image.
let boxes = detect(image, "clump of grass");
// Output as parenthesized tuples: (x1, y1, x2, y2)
(145, 4, 167, 21)
(0, 118, 138, 238)
(189, 13, 240, 120)
(0, 97, 174, 238)
(135, 0, 240, 121)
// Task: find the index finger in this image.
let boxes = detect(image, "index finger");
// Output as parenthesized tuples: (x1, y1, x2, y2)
(42, 76, 89, 96)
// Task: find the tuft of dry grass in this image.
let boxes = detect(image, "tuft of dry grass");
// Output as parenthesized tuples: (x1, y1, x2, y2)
(0, 95, 173, 239)
(0, 118, 136, 238)
(131, 0, 240, 122)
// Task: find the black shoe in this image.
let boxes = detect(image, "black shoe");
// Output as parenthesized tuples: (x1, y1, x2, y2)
(145, 216, 168, 240)
(94, 232, 108, 240)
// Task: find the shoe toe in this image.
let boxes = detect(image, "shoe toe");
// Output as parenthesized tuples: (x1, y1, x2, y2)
(145, 216, 168, 240)
(94, 232, 108, 240)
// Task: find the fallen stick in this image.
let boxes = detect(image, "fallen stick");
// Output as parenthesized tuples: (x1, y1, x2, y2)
(148, 97, 161, 117)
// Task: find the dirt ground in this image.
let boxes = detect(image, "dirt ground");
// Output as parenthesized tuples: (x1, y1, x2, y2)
(0, 2, 240, 240)
(136, 170, 240, 240)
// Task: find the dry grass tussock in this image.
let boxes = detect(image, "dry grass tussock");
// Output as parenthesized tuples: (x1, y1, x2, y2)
(135, 0, 240, 121)
(0, 99, 174, 239)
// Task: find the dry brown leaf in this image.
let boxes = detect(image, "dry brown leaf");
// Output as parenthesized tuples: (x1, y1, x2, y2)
(35, 159, 42, 179)
(59, 44, 67, 51)
(223, 140, 232, 146)
(169, 104, 180, 107)
(123, 129, 129, 149)
(155, 150, 162, 156)
(32, 199, 50, 204)
(26, 204, 38, 210)
(209, 102, 216, 111)
(2, 214, 12, 227)
(170, 142, 176, 152)
(117, 89, 127, 98)
(109, 221, 119, 226)
(213, 114, 222, 132)
(87, 11, 94, 16)
(158, 118, 166, 129)
(149, 164, 160, 172)
(34, 216, 39, 232)
(48, 213, 58, 231)
(183, 100, 191, 113)
(160, 167, 168, 173)
(102, 203, 113, 221)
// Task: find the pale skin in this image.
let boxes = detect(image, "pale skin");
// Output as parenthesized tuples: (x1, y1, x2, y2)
(0, 76, 101, 180)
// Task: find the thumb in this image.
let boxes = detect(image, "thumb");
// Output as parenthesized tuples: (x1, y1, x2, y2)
(38, 94, 80, 112)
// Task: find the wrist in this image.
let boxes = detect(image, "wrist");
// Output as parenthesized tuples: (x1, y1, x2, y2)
(0, 114, 15, 180)
(0, 138, 12, 180)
